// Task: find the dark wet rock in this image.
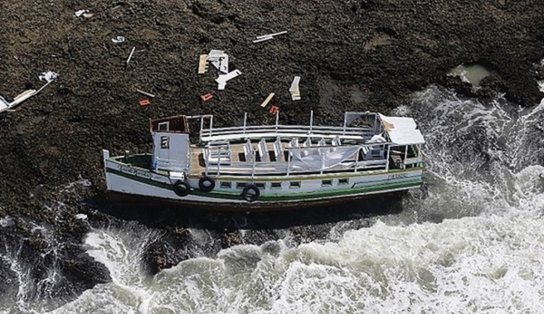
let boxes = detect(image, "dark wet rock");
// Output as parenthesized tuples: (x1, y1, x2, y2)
(142, 226, 191, 274)
(0, 186, 110, 305)
(439, 75, 475, 98)
(477, 74, 508, 100)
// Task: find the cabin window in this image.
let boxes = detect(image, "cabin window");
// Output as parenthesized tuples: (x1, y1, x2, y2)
(338, 178, 349, 185)
(158, 122, 170, 131)
(220, 182, 232, 189)
(407, 145, 417, 158)
(236, 182, 247, 189)
(321, 180, 332, 187)
(290, 182, 301, 189)
(271, 182, 282, 189)
(256, 183, 266, 189)
(371, 149, 382, 158)
(160, 136, 169, 149)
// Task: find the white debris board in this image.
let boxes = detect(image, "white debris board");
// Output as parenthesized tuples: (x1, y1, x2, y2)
(289, 76, 301, 100)
(216, 70, 242, 90)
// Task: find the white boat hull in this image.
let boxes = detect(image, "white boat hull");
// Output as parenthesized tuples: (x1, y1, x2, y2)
(105, 157, 422, 211)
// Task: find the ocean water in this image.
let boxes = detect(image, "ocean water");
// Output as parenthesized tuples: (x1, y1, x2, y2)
(6, 86, 544, 313)
(448, 64, 492, 88)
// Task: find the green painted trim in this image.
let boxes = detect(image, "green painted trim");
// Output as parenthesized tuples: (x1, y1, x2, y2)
(188, 167, 424, 182)
(107, 167, 422, 202)
(256, 180, 421, 201)
(107, 168, 171, 189)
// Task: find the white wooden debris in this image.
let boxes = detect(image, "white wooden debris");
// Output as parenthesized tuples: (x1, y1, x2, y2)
(39, 71, 58, 83)
(198, 54, 209, 74)
(1, 72, 58, 113)
(216, 70, 242, 90)
(126, 47, 136, 65)
(199, 50, 242, 90)
(253, 31, 288, 43)
(289, 76, 301, 100)
(252, 37, 275, 44)
(260, 93, 275, 107)
(207, 50, 229, 74)
(136, 89, 155, 98)
(112, 36, 126, 43)
(75, 10, 93, 18)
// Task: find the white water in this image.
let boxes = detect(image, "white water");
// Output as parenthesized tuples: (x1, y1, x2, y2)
(7, 86, 544, 313)
(449, 64, 492, 88)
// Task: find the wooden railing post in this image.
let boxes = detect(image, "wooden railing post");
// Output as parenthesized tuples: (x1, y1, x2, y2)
(251, 149, 257, 179)
(286, 151, 291, 176)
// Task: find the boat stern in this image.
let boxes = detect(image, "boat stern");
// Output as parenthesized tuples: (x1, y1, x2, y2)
(102, 149, 113, 190)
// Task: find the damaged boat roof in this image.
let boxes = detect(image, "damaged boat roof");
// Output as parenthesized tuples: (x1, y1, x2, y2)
(379, 114, 425, 145)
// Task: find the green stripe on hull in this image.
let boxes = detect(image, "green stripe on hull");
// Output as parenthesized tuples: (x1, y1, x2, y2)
(107, 168, 422, 202)
(189, 167, 424, 181)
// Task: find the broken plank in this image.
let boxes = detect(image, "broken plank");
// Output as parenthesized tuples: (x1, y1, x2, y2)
(260, 93, 275, 108)
(198, 54, 208, 74)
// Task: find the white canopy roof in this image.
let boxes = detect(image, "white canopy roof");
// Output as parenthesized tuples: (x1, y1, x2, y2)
(379, 114, 425, 145)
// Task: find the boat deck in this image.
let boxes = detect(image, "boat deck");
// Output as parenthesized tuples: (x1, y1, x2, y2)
(189, 140, 394, 177)
(189, 142, 285, 176)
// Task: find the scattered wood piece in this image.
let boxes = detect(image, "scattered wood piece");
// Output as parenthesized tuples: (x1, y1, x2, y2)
(75, 10, 89, 17)
(260, 93, 275, 108)
(198, 54, 209, 74)
(201, 93, 213, 102)
(139, 99, 151, 107)
(253, 31, 288, 43)
(216, 70, 242, 90)
(256, 31, 288, 39)
(207, 50, 229, 74)
(268, 105, 280, 115)
(1, 71, 58, 113)
(290, 76, 301, 101)
(126, 47, 136, 65)
(39, 71, 59, 83)
(136, 89, 155, 98)
(252, 37, 274, 44)
(112, 36, 126, 43)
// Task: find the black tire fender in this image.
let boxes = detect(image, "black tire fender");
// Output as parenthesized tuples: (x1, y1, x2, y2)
(241, 184, 260, 202)
(198, 176, 215, 192)
(173, 180, 191, 197)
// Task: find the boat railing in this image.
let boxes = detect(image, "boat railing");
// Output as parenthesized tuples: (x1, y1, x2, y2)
(200, 124, 376, 142)
(203, 159, 389, 176)
(198, 111, 379, 143)
(203, 144, 395, 177)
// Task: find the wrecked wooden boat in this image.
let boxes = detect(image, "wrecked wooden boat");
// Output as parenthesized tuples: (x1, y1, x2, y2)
(102, 111, 425, 211)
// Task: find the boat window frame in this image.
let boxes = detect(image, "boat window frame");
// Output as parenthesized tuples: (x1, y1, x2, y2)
(256, 182, 266, 189)
(271, 182, 282, 189)
(236, 182, 247, 189)
(321, 179, 333, 187)
(338, 178, 349, 185)
(158, 121, 170, 131)
(220, 181, 232, 189)
(289, 181, 301, 189)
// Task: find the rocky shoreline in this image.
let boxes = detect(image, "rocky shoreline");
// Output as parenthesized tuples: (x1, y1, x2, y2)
(1, 0, 544, 307)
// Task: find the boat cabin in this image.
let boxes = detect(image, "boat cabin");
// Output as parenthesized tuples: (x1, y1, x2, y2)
(149, 111, 424, 180)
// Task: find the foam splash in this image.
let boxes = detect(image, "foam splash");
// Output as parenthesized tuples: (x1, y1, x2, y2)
(52, 212, 544, 313)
